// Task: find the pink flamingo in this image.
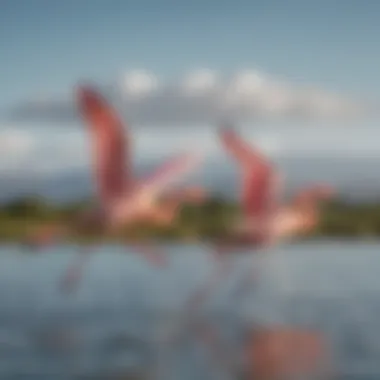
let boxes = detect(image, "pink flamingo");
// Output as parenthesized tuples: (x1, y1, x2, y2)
(216, 126, 333, 378)
(76, 85, 206, 230)
(26, 85, 206, 292)
(58, 85, 209, 292)
(217, 126, 334, 247)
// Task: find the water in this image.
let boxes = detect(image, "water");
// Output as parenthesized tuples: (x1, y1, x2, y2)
(0, 241, 379, 379)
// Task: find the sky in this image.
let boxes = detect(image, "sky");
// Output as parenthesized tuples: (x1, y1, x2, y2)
(1, 0, 380, 201)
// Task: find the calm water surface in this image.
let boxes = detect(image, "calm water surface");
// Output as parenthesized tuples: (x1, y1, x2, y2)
(0, 240, 379, 379)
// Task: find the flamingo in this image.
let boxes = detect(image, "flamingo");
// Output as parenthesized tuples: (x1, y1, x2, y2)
(57, 85, 209, 292)
(26, 85, 207, 292)
(212, 126, 333, 377)
(217, 126, 334, 247)
(75, 85, 206, 230)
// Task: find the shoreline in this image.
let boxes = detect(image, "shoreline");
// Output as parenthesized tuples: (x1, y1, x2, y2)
(2, 197, 380, 242)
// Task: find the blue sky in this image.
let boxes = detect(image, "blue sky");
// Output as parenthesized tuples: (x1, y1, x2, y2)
(1, 0, 380, 200)
(2, 0, 380, 106)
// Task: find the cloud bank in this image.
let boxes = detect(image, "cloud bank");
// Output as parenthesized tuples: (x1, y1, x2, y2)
(2, 124, 380, 184)
(6, 69, 366, 126)
(2, 125, 380, 202)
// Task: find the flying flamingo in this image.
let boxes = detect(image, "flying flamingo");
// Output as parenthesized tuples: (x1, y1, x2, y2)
(58, 85, 209, 292)
(75, 85, 207, 228)
(217, 126, 334, 248)
(216, 127, 334, 377)
(168, 125, 334, 311)
(26, 85, 207, 292)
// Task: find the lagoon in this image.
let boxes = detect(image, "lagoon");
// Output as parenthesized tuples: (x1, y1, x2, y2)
(0, 241, 379, 379)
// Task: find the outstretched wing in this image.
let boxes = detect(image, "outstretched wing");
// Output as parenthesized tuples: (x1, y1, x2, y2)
(77, 85, 132, 208)
(143, 152, 203, 191)
(111, 152, 204, 225)
(218, 126, 279, 220)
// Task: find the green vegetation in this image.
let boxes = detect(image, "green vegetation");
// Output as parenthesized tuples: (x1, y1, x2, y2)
(2, 196, 380, 242)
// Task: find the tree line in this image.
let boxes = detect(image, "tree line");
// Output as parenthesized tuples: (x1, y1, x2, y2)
(1, 196, 380, 242)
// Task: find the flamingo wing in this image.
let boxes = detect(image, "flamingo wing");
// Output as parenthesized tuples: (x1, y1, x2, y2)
(77, 85, 132, 208)
(218, 127, 280, 219)
(111, 152, 204, 225)
(142, 152, 203, 191)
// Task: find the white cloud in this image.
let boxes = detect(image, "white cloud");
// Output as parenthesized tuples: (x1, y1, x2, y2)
(121, 70, 159, 98)
(0, 128, 84, 177)
(229, 70, 266, 97)
(180, 69, 220, 95)
(8, 68, 368, 126)
(115, 68, 366, 123)
(0, 128, 36, 173)
(0, 129, 35, 156)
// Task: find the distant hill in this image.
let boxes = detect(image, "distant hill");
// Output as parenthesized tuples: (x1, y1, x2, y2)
(1, 155, 380, 204)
